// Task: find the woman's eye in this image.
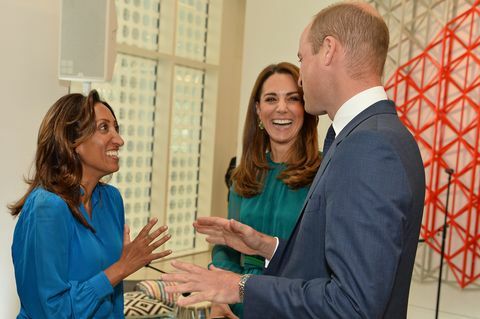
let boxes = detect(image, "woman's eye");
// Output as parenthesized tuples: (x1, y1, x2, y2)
(98, 123, 109, 132)
(289, 95, 301, 102)
(265, 97, 277, 103)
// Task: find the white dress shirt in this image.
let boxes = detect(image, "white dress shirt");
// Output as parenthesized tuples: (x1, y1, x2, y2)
(332, 86, 388, 135)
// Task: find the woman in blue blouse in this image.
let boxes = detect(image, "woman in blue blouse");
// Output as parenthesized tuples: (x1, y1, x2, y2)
(10, 90, 171, 318)
(208, 62, 321, 318)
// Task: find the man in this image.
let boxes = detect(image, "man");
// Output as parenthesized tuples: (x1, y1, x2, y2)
(162, 2, 425, 318)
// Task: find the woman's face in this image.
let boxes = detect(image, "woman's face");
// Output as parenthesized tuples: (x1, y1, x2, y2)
(76, 102, 124, 182)
(256, 73, 305, 150)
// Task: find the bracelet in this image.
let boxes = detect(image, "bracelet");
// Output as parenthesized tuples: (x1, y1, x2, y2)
(238, 274, 252, 303)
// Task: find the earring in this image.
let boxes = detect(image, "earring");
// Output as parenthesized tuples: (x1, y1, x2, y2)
(258, 120, 264, 130)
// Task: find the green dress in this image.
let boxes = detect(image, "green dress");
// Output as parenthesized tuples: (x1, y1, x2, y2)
(211, 153, 311, 318)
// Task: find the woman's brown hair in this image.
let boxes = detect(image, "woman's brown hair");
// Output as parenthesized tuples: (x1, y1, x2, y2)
(8, 90, 116, 232)
(232, 62, 320, 198)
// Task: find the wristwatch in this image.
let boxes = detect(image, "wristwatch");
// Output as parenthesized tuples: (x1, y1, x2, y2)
(238, 274, 252, 303)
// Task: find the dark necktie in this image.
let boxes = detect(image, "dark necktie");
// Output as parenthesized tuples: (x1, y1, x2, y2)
(322, 125, 336, 155)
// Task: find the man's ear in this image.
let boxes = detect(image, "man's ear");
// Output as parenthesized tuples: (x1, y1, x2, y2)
(322, 36, 337, 66)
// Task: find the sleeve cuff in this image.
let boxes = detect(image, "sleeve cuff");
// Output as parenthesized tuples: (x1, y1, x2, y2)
(90, 272, 114, 300)
(264, 237, 279, 268)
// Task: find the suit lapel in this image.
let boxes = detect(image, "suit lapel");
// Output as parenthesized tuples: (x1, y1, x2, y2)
(290, 100, 398, 234)
(304, 142, 335, 201)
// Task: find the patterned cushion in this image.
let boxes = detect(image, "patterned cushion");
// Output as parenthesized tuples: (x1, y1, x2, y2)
(135, 280, 178, 307)
(124, 291, 174, 318)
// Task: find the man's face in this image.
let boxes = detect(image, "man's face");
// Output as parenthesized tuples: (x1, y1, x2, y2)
(297, 25, 327, 116)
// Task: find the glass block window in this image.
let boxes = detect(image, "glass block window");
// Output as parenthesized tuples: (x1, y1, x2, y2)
(89, 54, 157, 238)
(176, 0, 209, 61)
(165, 66, 205, 251)
(116, 0, 161, 50)
(71, 0, 222, 256)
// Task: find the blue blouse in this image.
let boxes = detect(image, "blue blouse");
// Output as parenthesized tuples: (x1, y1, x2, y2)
(12, 184, 125, 319)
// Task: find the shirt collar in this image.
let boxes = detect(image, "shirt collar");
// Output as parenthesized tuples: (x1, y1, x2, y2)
(332, 86, 388, 135)
(80, 184, 101, 208)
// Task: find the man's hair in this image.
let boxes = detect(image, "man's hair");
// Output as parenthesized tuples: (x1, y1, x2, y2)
(309, 2, 389, 79)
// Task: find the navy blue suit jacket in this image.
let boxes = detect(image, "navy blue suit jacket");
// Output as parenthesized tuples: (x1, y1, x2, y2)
(244, 100, 425, 318)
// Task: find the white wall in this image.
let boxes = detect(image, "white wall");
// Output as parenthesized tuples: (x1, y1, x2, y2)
(237, 0, 336, 156)
(0, 0, 66, 317)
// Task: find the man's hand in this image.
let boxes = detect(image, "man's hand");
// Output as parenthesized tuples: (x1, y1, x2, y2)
(194, 217, 276, 259)
(210, 303, 239, 319)
(161, 261, 242, 307)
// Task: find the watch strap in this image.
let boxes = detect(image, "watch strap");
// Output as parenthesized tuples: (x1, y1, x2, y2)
(238, 274, 252, 303)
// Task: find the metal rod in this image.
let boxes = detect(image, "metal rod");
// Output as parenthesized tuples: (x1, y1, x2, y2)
(435, 167, 454, 319)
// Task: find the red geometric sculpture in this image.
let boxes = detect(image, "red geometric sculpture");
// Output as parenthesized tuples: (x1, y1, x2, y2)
(385, 0, 480, 287)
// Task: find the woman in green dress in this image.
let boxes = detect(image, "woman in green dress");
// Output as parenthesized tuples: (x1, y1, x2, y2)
(210, 62, 321, 318)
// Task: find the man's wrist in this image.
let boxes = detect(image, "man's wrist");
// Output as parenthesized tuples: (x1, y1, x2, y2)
(238, 274, 252, 303)
(264, 237, 279, 268)
(259, 234, 277, 259)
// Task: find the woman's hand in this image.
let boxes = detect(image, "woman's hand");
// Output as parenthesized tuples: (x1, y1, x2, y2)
(105, 218, 172, 286)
